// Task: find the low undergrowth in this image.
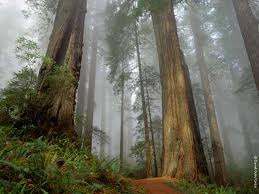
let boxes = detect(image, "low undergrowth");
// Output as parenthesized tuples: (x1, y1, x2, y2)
(0, 126, 144, 194)
(166, 179, 259, 194)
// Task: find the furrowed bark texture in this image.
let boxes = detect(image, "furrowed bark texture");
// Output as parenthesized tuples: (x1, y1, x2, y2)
(189, 6, 227, 185)
(232, 0, 259, 90)
(151, 0, 208, 180)
(36, 0, 87, 137)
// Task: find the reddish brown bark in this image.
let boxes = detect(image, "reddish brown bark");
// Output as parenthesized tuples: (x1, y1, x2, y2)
(34, 0, 87, 138)
(151, 0, 208, 180)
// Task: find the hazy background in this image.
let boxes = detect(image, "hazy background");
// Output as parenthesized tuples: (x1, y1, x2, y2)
(0, 0, 259, 173)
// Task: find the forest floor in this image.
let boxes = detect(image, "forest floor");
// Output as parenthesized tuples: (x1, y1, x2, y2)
(133, 177, 182, 194)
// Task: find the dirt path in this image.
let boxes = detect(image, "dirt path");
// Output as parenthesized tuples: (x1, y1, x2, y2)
(133, 177, 182, 194)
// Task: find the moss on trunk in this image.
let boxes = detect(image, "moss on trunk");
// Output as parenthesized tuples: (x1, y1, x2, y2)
(31, 0, 87, 138)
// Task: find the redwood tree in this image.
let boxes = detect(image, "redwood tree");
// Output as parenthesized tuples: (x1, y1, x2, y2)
(150, 0, 208, 180)
(34, 0, 87, 137)
(189, 4, 227, 185)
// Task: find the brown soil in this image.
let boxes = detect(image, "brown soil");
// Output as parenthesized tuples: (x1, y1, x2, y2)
(133, 177, 182, 194)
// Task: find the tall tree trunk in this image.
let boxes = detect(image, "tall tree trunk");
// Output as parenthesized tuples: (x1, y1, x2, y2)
(76, 23, 89, 111)
(76, 18, 89, 136)
(126, 105, 134, 163)
(76, 20, 89, 116)
(120, 74, 125, 171)
(156, 122, 163, 176)
(134, 23, 152, 178)
(100, 71, 107, 157)
(35, 0, 87, 138)
(84, 25, 98, 150)
(232, 0, 259, 90)
(124, 91, 132, 162)
(107, 89, 113, 157)
(189, 5, 227, 185)
(151, 0, 208, 180)
(146, 81, 158, 177)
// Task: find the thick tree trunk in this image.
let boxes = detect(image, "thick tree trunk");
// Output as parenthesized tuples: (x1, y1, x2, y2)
(120, 75, 125, 171)
(232, 0, 259, 90)
(134, 23, 152, 178)
(146, 83, 158, 177)
(151, 0, 208, 180)
(84, 26, 98, 150)
(189, 5, 227, 185)
(35, 0, 87, 138)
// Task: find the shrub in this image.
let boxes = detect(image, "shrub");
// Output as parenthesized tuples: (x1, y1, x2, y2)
(0, 67, 37, 122)
(166, 179, 259, 194)
(0, 126, 143, 194)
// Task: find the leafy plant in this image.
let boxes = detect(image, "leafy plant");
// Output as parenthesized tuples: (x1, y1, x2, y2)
(47, 65, 75, 97)
(0, 37, 41, 125)
(0, 126, 143, 194)
(0, 67, 37, 122)
(15, 37, 42, 66)
(166, 179, 259, 194)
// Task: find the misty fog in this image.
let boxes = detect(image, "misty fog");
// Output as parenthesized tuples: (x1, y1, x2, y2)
(0, 0, 259, 192)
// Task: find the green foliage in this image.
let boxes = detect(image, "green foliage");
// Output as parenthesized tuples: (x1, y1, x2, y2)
(47, 65, 75, 97)
(15, 37, 42, 66)
(0, 67, 37, 121)
(130, 140, 145, 167)
(0, 37, 41, 124)
(227, 163, 256, 192)
(166, 179, 259, 194)
(0, 126, 143, 194)
(131, 114, 162, 168)
(105, 0, 135, 93)
(75, 114, 110, 148)
(42, 56, 54, 66)
(133, 0, 168, 16)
